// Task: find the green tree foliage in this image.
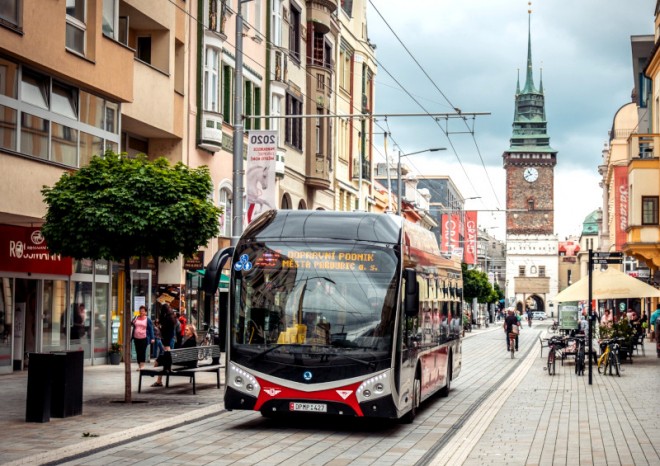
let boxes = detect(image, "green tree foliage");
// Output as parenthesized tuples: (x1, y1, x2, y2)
(462, 263, 493, 304)
(41, 151, 222, 402)
(41, 151, 221, 261)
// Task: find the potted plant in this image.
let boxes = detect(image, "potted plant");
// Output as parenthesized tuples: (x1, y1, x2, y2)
(108, 342, 122, 365)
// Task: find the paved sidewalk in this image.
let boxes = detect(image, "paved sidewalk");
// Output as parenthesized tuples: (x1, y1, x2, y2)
(0, 324, 657, 465)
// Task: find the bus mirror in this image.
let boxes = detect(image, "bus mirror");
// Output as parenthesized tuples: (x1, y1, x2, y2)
(403, 268, 419, 317)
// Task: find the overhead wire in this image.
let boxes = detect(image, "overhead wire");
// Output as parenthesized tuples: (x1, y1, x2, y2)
(367, 0, 502, 208)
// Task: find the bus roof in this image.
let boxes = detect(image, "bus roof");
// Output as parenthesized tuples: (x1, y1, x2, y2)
(242, 210, 402, 244)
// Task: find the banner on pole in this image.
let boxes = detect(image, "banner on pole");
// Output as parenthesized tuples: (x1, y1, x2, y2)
(463, 210, 478, 265)
(440, 213, 460, 254)
(613, 166, 628, 250)
(246, 130, 277, 224)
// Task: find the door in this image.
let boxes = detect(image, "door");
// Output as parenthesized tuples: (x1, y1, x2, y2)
(14, 278, 39, 370)
(130, 270, 152, 361)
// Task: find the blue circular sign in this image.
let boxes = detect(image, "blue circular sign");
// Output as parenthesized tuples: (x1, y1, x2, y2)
(303, 371, 312, 381)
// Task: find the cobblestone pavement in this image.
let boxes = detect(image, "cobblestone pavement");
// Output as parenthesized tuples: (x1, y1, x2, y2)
(1, 322, 658, 465)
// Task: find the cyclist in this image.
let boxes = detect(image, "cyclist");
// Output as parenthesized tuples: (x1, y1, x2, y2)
(504, 308, 519, 352)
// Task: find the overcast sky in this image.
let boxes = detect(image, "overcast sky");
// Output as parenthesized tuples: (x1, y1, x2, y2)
(366, 0, 655, 240)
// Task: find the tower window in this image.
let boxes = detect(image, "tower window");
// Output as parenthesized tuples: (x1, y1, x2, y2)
(539, 266, 546, 277)
(527, 197, 535, 210)
(518, 266, 525, 277)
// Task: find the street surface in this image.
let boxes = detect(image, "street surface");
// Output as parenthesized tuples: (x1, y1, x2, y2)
(1, 321, 658, 466)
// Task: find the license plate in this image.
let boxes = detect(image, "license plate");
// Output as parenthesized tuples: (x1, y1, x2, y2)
(289, 402, 327, 413)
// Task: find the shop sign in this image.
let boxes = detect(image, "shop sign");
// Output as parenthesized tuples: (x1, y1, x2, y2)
(0, 224, 72, 275)
(183, 251, 205, 271)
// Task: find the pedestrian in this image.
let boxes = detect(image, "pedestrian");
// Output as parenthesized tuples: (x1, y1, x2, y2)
(159, 303, 177, 350)
(177, 312, 187, 348)
(650, 304, 660, 357)
(152, 324, 199, 388)
(600, 309, 613, 327)
(151, 318, 165, 359)
(503, 308, 520, 352)
(131, 305, 154, 371)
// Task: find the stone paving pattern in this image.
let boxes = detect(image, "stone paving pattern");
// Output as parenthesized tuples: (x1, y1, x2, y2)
(0, 322, 658, 465)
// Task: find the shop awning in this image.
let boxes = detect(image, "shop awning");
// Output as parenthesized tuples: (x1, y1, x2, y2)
(555, 267, 660, 302)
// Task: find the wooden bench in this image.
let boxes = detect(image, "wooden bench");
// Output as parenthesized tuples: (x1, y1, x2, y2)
(138, 345, 223, 394)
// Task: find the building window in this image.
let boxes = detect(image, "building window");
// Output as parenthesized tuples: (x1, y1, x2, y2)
(204, 47, 220, 112)
(21, 70, 49, 109)
(65, 0, 86, 55)
(102, 0, 117, 38)
(222, 64, 234, 124)
(527, 197, 535, 210)
(52, 81, 79, 120)
(0, 0, 20, 27)
(136, 36, 152, 64)
(244, 82, 261, 131)
(271, 0, 282, 46)
(539, 266, 546, 277)
(253, 0, 261, 33)
(289, 4, 301, 62)
(315, 109, 322, 155)
(518, 266, 525, 277)
(208, 0, 227, 34)
(642, 196, 659, 225)
(285, 93, 302, 150)
(219, 187, 232, 237)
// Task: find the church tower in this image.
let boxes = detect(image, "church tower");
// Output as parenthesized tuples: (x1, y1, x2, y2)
(503, 9, 559, 316)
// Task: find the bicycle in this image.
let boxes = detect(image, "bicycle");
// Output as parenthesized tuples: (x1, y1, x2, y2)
(546, 336, 566, 376)
(509, 332, 517, 359)
(597, 338, 622, 376)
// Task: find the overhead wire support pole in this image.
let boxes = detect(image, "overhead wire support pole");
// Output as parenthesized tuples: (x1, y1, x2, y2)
(232, 0, 254, 245)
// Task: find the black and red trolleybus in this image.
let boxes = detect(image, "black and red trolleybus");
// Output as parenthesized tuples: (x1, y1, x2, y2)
(220, 210, 463, 422)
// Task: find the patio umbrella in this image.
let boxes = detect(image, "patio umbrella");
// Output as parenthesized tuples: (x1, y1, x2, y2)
(554, 267, 660, 302)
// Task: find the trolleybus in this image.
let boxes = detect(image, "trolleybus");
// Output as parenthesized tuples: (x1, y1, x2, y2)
(219, 210, 463, 422)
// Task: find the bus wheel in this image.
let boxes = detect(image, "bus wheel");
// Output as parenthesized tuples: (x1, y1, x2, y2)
(402, 375, 421, 424)
(439, 356, 452, 398)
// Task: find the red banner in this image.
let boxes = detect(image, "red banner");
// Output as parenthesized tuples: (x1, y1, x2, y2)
(440, 213, 460, 254)
(613, 166, 628, 250)
(0, 225, 72, 275)
(464, 211, 478, 265)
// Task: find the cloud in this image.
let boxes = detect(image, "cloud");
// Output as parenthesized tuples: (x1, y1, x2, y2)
(368, 0, 653, 239)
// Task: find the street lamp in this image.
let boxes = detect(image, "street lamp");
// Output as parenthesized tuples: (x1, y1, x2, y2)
(397, 148, 446, 215)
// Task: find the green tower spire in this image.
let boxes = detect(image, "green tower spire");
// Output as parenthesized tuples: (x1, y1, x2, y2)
(507, 9, 555, 153)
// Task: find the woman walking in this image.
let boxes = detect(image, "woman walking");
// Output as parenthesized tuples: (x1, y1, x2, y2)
(131, 305, 154, 370)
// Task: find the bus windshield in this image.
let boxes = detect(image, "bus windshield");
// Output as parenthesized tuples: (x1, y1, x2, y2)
(230, 241, 399, 381)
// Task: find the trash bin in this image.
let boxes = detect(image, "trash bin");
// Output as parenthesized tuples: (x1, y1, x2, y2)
(26, 353, 54, 423)
(50, 351, 84, 418)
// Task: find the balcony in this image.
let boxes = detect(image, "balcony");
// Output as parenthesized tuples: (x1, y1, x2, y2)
(306, 0, 339, 35)
(627, 133, 660, 160)
(305, 155, 331, 190)
(275, 148, 286, 177)
(199, 112, 224, 153)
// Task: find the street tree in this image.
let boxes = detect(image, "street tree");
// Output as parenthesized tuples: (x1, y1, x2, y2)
(41, 151, 222, 402)
(462, 263, 493, 319)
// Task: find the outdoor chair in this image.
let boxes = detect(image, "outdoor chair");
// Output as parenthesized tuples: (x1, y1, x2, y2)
(538, 335, 549, 358)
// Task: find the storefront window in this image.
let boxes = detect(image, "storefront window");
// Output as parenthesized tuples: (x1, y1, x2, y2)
(0, 278, 13, 370)
(42, 280, 68, 352)
(70, 281, 92, 358)
(93, 282, 109, 358)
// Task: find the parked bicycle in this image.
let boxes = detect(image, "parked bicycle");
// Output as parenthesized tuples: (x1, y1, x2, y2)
(545, 336, 566, 376)
(597, 338, 622, 377)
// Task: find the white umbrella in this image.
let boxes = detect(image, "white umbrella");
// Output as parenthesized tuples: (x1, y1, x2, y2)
(555, 267, 660, 302)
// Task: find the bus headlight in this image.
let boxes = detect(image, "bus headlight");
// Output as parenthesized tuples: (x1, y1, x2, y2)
(356, 371, 391, 403)
(229, 363, 261, 396)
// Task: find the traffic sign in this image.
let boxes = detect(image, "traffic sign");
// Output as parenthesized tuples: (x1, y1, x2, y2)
(592, 252, 623, 258)
(593, 259, 623, 264)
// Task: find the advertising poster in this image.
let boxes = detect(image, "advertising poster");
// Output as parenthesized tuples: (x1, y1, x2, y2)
(246, 130, 277, 224)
